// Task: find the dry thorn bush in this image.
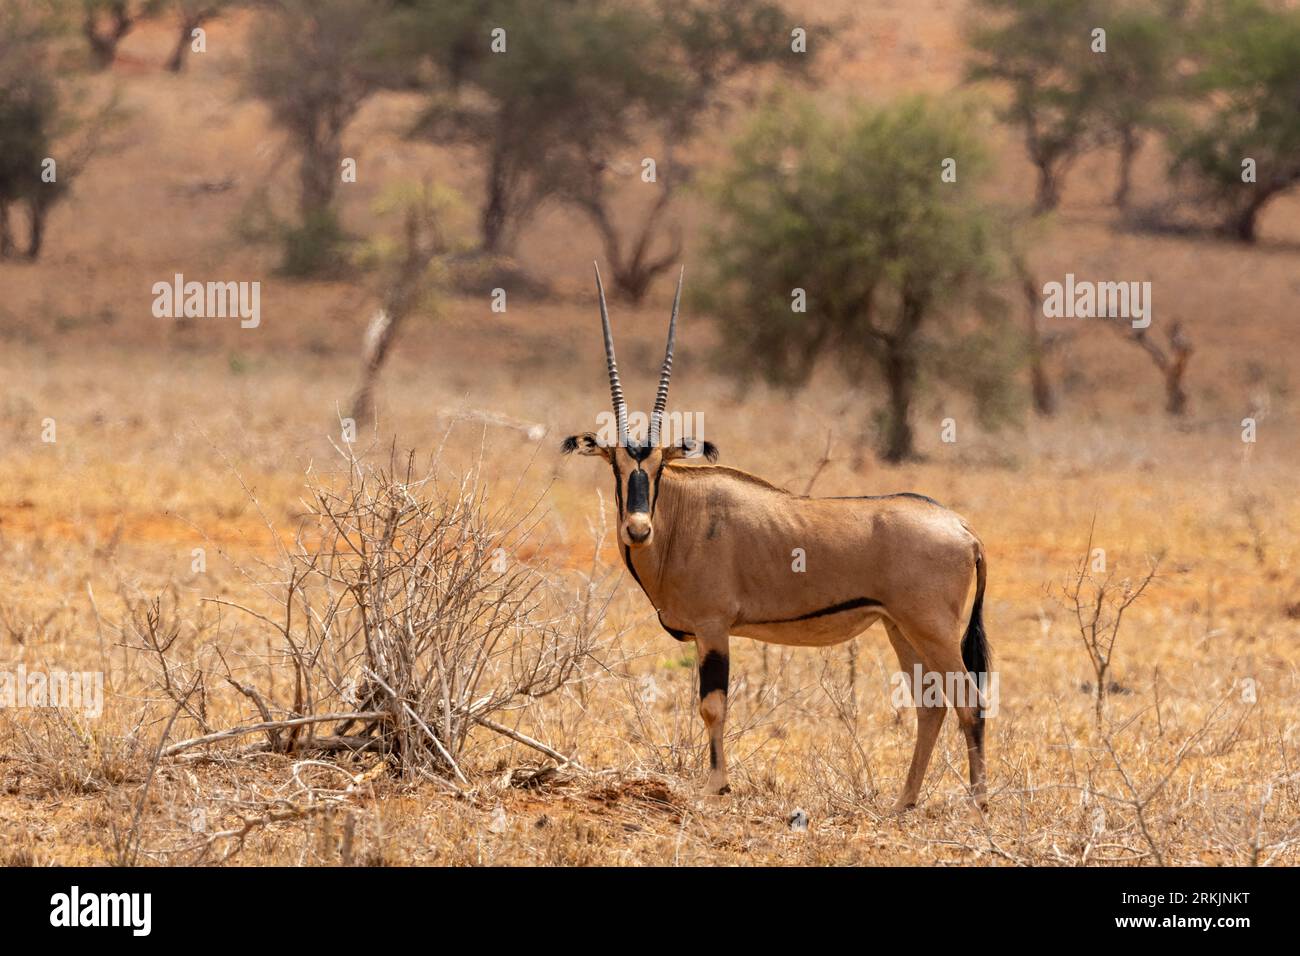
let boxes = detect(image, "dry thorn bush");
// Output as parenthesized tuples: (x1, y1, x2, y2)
(166, 444, 620, 780)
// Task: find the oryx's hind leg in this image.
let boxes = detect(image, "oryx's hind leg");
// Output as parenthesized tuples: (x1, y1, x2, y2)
(694, 627, 731, 795)
(891, 611, 988, 811)
(885, 621, 945, 812)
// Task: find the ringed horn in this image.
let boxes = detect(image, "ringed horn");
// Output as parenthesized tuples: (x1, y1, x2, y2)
(593, 261, 684, 447)
(594, 262, 628, 445)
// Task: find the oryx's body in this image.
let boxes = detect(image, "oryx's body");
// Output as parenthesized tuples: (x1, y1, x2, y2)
(625, 465, 979, 650)
(564, 264, 991, 811)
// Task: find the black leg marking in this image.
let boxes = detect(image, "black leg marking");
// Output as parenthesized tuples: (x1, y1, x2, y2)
(698, 650, 729, 701)
(709, 739, 718, 769)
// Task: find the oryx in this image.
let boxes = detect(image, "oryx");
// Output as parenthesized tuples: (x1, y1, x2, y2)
(562, 264, 991, 811)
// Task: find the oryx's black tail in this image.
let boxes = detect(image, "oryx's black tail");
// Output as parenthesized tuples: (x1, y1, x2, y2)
(961, 542, 991, 736)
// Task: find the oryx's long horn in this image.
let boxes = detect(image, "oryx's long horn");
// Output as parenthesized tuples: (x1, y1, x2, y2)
(649, 266, 684, 446)
(594, 261, 627, 444)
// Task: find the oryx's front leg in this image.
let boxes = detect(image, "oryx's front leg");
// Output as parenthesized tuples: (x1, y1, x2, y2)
(695, 629, 731, 795)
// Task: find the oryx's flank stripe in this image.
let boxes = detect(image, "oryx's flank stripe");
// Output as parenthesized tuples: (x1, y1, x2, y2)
(741, 596, 883, 626)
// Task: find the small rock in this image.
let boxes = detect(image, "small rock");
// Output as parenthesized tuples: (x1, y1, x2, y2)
(488, 806, 508, 834)
(788, 807, 809, 832)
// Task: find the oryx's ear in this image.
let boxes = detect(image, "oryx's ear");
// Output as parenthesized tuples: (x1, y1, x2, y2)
(663, 437, 719, 463)
(561, 432, 613, 461)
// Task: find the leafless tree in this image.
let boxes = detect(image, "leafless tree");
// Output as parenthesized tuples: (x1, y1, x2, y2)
(1107, 318, 1194, 416)
(1061, 525, 1162, 727)
(1015, 255, 1072, 416)
(567, 148, 685, 304)
(350, 185, 450, 422)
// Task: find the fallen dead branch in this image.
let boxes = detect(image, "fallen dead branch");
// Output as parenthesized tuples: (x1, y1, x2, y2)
(160, 712, 389, 759)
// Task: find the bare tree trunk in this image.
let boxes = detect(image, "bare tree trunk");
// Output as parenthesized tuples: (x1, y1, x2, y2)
(1223, 194, 1269, 243)
(351, 310, 397, 424)
(1030, 345, 1057, 416)
(0, 201, 12, 258)
(167, 15, 209, 73)
(1158, 324, 1193, 416)
(881, 344, 917, 463)
(1034, 160, 1062, 214)
(480, 147, 510, 256)
(1116, 321, 1193, 416)
(1017, 258, 1057, 416)
(298, 137, 341, 224)
(25, 197, 48, 261)
(1114, 126, 1139, 209)
(350, 203, 446, 422)
(83, 2, 135, 69)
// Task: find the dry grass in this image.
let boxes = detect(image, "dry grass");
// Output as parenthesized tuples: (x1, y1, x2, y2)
(1, 1, 1298, 866)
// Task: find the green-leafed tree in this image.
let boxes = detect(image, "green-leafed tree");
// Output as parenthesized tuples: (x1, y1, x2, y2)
(0, 5, 56, 257)
(393, 0, 678, 258)
(1, 2, 119, 260)
(245, 0, 398, 275)
(392, 0, 806, 291)
(966, 0, 1105, 213)
(1170, 0, 1300, 241)
(1088, 3, 1186, 208)
(698, 97, 1021, 463)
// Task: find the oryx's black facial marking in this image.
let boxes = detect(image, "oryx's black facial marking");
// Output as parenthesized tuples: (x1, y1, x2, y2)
(741, 597, 882, 626)
(627, 468, 650, 513)
(698, 650, 728, 701)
